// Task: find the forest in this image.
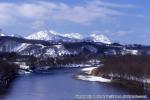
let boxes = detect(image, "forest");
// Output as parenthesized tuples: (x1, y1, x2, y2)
(0, 59, 18, 86)
(92, 55, 150, 89)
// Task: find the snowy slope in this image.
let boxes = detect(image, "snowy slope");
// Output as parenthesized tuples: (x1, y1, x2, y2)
(90, 33, 111, 44)
(63, 33, 82, 39)
(1, 30, 150, 57)
(26, 30, 111, 44)
(26, 30, 82, 42)
(0, 33, 5, 36)
(26, 30, 59, 41)
(0, 30, 111, 55)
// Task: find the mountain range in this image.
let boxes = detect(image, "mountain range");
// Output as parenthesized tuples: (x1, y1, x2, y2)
(25, 30, 111, 44)
(0, 30, 150, 58)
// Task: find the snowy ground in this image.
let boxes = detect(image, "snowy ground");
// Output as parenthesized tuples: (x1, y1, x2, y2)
(13, 62, 32, 74)
(63, 64, 92, 68)
(76, 75, 111, 83)
(18, 70, 31, 74)
(81, 67, 97, 74)
(20, 65, 30, 69)
(76, 67, 112, 83)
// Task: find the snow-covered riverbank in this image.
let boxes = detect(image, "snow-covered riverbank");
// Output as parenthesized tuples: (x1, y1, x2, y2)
(76, 75, 111, 83)
(76, 67, 112, 83)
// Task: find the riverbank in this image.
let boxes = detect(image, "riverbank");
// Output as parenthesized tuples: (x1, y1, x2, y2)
(0, 61, 19, 87)
(92, 67, 150, 92)
(90, 55, 150, 91)
(76, 66, 150, 93)
(1, 68, 144, 100)
(76, 67, 112, 83)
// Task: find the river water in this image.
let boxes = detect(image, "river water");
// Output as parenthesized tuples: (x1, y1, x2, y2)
(0, 68, 148, 100)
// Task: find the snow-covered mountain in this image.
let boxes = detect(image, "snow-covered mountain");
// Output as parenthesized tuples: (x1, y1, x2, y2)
(0, 33, 5, 36)
(84, 33, 111, 44)
(9, 34, 22, 38)
(1, 29, 150, 57)
(91, 33, 111, 44)
(0, 34, 150, 57)
(26, 30, 111, 44)
(26, 30, 82, 43)
(63, 33, 82, 40)
(26, 30, 61, 41)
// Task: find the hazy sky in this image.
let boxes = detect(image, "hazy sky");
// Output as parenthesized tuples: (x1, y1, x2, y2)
(0, 0, 150, 44)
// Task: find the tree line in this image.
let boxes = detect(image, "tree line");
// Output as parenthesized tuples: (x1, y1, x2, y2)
(93, 55, 150, 81)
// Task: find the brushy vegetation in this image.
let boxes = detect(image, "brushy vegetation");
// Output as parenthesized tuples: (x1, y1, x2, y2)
(0, 60, 18, 77)
(0, 52, 100, 69)
(92, 55, 150, 90)
(93, 55, 150, 79)
(0, 60, 18, 86)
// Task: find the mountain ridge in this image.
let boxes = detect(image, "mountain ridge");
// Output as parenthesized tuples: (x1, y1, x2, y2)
(0, 30, 150, 58)
(25, 30, 112, 44)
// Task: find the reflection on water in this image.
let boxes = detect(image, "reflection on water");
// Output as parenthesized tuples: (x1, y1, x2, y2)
(0, 68, 149, 100)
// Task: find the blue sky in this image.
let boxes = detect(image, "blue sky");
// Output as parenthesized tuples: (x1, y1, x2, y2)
(0, 0, 150, 44)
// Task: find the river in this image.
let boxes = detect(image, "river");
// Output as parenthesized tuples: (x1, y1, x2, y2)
(0, 68, 148, 100)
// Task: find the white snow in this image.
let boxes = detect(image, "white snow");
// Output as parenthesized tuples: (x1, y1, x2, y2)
(143, 79, 150, 83)
(37, 44, 46, 48)
(88, 59, 101, 63)
(20, 65, 30, 69)
(63, 64, 92, 68)
(49, 30, 60, 35)
(90, 33, 111, 44)
(121, 48, 139, 55)
(14, 62, 30, 70)
(63, 33, 82, 39)
(13, 62, 31, 74)
(76, 75, 111, 83)
(126, 49, 138, 55)
(81, 67, 97, 74)
(18, 70, 31, 74)
(26, 30, 82, 42)
(77, 67, 111, 83)
(0, 33, 5, 36)
(26, 30, 53, 40)
(26, 30, 111, 44)
(45, 48, 57, 57)
(16, 43, 31, 52)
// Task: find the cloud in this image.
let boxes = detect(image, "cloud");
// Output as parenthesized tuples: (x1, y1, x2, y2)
(91, 30, 135, 37)
(0, 14, 16, 26)
(87, 0, 135, 8)
(18, 4, 46, 18)
(31, 20, 46, 30)
(112, 30, 135, 36)
(0, 0, 137, 26)
(0, 0, 149, 37)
